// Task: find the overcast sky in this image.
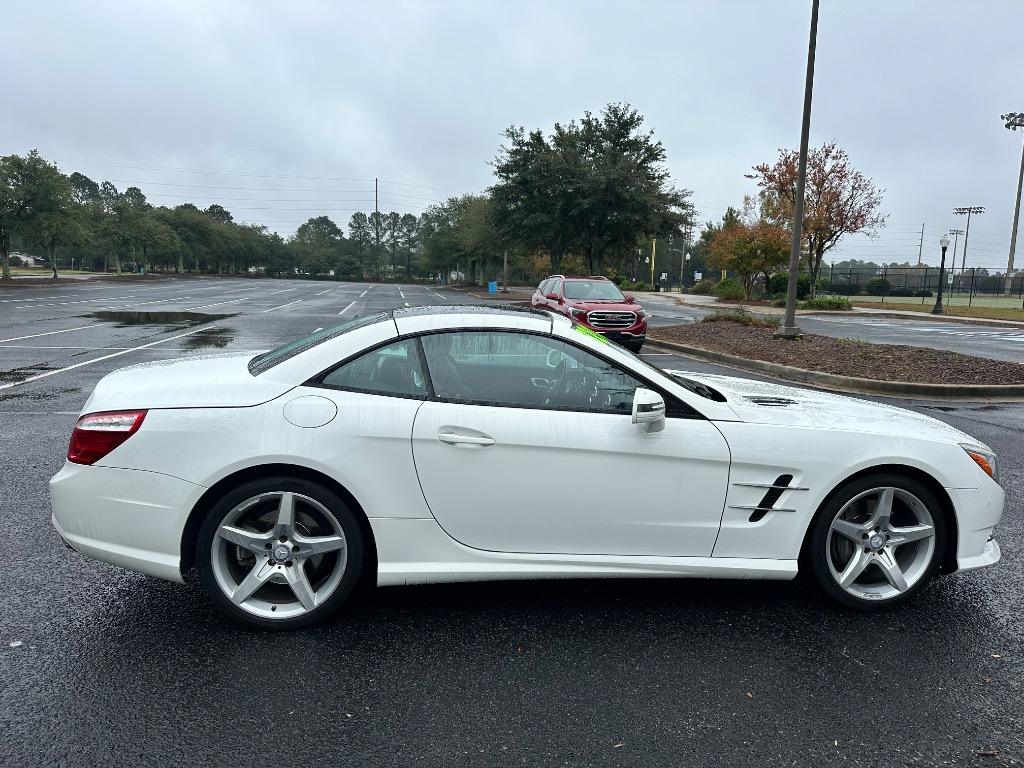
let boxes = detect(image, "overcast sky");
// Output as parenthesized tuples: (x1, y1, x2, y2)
(3, 1, 1022, 269)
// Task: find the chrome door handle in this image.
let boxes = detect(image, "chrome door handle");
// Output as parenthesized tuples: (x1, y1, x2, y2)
(436, 431, 495, 447)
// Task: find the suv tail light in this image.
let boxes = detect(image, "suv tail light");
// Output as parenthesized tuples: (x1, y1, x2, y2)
(68, 410, 147, 465)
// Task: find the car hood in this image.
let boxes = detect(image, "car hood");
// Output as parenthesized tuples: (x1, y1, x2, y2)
(82, 352, 295, 412)
(571, 300, 641, 312)
(672, 370, 977, 444)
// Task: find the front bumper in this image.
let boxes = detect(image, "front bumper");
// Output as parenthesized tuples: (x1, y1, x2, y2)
(50, 462, 204, 583)
(948, 483, 1005, 573)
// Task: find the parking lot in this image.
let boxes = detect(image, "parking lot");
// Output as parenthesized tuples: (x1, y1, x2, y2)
(2, 276, 1022, 766)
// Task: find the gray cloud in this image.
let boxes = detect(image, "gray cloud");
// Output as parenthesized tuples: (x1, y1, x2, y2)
(3, 0, 1021, 268)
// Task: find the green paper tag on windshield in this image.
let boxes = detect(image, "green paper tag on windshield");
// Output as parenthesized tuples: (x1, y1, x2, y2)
(573, 324, 609, 344)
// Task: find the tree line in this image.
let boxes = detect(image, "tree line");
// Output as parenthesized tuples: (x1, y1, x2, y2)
(1, 107, 885, 291)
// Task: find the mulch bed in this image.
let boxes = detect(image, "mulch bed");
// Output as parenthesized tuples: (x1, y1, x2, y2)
(650, 320, 1024, 385)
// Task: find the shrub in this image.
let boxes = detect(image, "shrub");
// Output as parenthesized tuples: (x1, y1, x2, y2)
(888, 287, 915, 297)
(799, 296, 852, 311)
(767, 272, 812, 299)
(713, 277, 745, 300)
(913, 289, 933, 298)
(865, 277, 891, 295)
(701, 308, 779, 328)
(770, 296, 787, 307)
(690, 278, 716, 295)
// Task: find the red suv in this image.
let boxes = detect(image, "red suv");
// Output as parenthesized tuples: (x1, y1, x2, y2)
(531, 275, 647, 352)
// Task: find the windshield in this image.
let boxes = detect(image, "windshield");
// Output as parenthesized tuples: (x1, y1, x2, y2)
(608, 336, 727, 402)
(248, 313, 388, 375)
(563, 281, 625, 301)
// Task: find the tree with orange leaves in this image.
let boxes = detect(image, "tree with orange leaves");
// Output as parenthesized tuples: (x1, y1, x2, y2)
(748, 142, 886, 290)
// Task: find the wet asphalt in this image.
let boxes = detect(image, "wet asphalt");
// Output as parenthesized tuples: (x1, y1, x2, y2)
(0, 276, 1021, 767)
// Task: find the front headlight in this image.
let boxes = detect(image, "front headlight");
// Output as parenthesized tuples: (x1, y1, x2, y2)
(568, 307, 588, 320)
(635, 309, 646, 318)
(961, 443, 1000, 484)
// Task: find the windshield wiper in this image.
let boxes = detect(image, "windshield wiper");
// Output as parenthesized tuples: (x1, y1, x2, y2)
(669, 373, 727, 402)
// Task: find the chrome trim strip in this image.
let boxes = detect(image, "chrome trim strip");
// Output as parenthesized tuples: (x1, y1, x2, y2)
(732, 483, 809, 491)
(728, 505, 798, 513)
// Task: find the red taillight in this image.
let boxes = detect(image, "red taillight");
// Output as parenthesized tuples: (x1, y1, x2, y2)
(67, 410, 147, 465)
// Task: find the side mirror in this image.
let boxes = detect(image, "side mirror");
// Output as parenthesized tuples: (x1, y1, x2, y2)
(624, 294, 636, 304)
(632, 387, 665, 433)
(545, 292, 560, 301)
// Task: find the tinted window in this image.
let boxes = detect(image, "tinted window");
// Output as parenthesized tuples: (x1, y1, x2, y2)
(420, 331, 640, 414)
(249, 313, 389, 375)
(321, 339, 427, 399)
(539, 279, 552, 295)
(550, 278, 563, 295)
(563, 281, 624, 301)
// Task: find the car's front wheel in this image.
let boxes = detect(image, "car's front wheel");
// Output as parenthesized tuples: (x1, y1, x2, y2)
(805, 473, 945, 610)
(196, 477, 364, 629)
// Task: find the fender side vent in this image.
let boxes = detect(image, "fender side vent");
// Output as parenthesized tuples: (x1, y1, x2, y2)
(749, 474, 794, 522)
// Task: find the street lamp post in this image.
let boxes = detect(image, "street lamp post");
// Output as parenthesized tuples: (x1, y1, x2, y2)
(1001, 112, 1024, 293)
(776, 0, 820, 340)
(932, 236, 951, 314)
(947, 229, 963, 294)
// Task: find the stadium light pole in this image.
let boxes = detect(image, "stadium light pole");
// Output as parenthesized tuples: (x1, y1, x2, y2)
(953, 206, 984, 279)
(931, 236, 951, 314)
(775, 0, 820, 340)
(1002, 112, 1024, 293)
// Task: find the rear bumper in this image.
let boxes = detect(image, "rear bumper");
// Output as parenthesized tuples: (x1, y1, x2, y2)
(50, 462, 203, 583)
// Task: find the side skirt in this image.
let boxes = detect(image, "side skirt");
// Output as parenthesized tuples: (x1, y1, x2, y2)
(369, 517, 797, 588)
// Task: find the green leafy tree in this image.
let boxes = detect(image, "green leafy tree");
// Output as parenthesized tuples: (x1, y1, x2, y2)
(0, 150, 65, 280)
(292, 215, 345, 277)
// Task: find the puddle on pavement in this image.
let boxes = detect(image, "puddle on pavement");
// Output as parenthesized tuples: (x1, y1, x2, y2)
(182, 327, 235, 350)
(87, 311, 235, 327)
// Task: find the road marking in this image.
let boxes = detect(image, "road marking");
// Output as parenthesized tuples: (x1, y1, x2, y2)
(399, 288, 405, 298)
(313, 327, 323, 332)
(359, 290, 368, 298)
(431, 290, 448, 301)
(267, 287, 298, 295)
(338, 301, 357, 315)
(0, 324, 104, 343)
(262, 299, 303, 313)
(315, 289, 333, 296)
(187, 297, 250, 310)
(0, 326, 213, 390)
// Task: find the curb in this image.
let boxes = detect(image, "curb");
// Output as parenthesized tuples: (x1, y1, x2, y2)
(646, 338, 1024, 401)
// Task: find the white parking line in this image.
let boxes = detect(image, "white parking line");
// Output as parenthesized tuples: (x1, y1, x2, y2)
(187, 297, 250, 310)
(262, 299, 303, 313)
(0, 324, 104, 343)
(267, 287, 298, 295)
(399, 288, 405, 298)
(315, 289, 333, 296)
(338, 301, 357, 315)
(431, 290, 448, 301)
(359, 290, 368, 298)
(0, 326, 213, 390)
(403, 301, 410, 307)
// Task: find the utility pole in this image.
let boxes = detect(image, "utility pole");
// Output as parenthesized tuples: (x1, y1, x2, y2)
(678, 227, 688, 290)
(502, 249, 508, 293)
(374, 177, 380, 257)
(953, 206, 984, 274)
(650, 238, 657, 287)
(948, 228, 964, 278)
(916, 223, 924, 265)
(1002, 112, 1024, 293)
(776, 0, 819, 340)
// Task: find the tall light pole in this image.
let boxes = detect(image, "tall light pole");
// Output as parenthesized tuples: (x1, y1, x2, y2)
(948, 228, 963, 291)
(776, 0, 820, 339)
(932, 236, 951, 314)
(953, 205, 984, 283)
(1002, 112, 1024, 293)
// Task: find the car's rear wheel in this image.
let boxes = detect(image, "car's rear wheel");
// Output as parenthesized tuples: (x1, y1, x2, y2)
(196, 477, 364, 629)
(806, 473, 945, 610)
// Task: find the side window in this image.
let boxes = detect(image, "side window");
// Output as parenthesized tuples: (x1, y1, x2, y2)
(320, 338, 427, 399)
(549, 278, 563, 296)
(420, 331, 641, 414)
(538, 279, 551, 295)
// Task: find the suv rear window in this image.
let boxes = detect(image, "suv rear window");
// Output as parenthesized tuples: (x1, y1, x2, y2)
(248, 312, 389, 375)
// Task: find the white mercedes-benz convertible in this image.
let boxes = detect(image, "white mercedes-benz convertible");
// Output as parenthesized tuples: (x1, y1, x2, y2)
(51, 305, 1004, 628)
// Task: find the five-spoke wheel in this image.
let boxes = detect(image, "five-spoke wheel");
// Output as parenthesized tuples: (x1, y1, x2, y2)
(807, 474, 945, 609)
(197, 478, 364, 629)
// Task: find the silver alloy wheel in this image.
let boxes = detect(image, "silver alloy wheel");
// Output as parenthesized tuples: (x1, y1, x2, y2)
(210, 491, 348, 620)
(826, 486, 936, 601)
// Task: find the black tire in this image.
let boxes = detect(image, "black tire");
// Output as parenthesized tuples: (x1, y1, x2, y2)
(196, 476, 365, 630)
(803, 472, 946, 611)
(625, 340, 644, 353)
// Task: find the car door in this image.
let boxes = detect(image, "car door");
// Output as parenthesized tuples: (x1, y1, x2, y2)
(532, 279, 551, 309)
(412, 330, 731, 557)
